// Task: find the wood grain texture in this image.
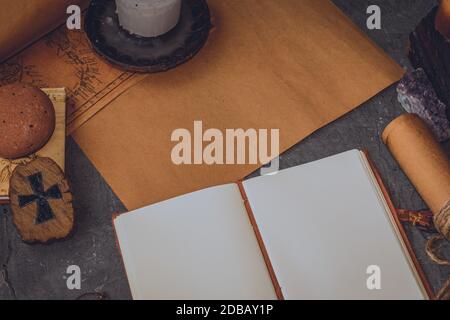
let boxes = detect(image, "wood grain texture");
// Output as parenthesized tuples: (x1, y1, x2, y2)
(9, 157, 73, 243)
(0, 88, 66, 201)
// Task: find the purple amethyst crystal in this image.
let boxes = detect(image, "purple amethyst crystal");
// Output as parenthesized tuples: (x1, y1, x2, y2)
(397, 68, 450, 142)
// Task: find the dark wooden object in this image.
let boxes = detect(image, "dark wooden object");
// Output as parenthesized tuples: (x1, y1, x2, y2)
(409, 7, 450, 121)
(9, 157, 74, 243)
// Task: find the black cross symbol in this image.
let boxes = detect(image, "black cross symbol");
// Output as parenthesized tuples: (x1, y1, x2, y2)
(18, 172, 62, 225)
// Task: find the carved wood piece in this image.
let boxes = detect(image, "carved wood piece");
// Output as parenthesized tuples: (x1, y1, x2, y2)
(409, 7, 450, 121)
(9, 157, 74, 243)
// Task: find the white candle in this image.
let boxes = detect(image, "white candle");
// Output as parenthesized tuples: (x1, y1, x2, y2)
(116, 0, 182, 37)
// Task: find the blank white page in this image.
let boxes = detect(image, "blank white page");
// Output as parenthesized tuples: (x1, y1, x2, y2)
(114, 184, 276, 300)
(243, 150, 424, 300)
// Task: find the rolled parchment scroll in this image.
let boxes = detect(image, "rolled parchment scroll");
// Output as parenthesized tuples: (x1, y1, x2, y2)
(383, 114, 450, 239)
(436, 0, 450, 39)
(0, 0, 89, 63)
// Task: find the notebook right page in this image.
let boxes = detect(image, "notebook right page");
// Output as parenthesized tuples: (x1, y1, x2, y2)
(243, 150, 425, 300)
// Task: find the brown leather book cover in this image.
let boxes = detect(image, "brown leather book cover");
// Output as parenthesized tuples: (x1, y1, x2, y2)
(237, 181, 284, 300)
(364, 152, 434, 299)
(112, 151, 432, 299)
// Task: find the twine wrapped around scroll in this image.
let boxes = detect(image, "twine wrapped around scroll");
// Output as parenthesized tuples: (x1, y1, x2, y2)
(436, 278, 450, 300)
(435, 199, 450, 240)
(426, 200, 450, 266)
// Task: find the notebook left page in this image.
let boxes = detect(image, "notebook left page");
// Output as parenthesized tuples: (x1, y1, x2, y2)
(114, 184, 276, 300)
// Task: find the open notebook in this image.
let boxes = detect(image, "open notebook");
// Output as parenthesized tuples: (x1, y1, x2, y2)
(114, 150, 431, 300)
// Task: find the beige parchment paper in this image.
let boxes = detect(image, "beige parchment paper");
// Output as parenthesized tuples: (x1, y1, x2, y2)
(0, 0, 90, 63)
(73, 0, 404, 210)
(0, 0, 404, 210)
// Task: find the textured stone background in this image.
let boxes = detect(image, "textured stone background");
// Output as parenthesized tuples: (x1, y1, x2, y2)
(0, 0, 449, 299)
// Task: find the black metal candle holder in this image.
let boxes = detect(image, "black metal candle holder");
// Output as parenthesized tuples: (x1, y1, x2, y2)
(85, 0, 212, 73)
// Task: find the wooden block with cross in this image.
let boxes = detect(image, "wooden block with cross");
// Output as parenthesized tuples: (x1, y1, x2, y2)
(9, 157, 74, 243)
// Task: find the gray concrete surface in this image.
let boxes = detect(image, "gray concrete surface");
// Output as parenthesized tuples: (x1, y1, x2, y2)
(1, 0, 449, 300)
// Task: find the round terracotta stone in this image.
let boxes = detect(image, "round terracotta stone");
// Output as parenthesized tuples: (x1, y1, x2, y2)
(0, 84, 55, 159)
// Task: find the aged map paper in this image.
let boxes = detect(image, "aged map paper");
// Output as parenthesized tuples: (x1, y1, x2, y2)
(0, 23, 144, 133)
